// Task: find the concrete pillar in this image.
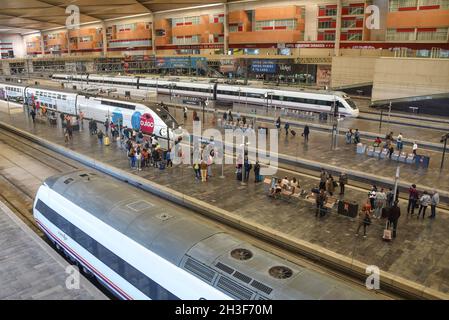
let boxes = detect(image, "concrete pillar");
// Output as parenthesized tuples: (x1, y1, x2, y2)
(151, 14, 157, 56)
(223, 3, 229, 54)
(334, 0, 342, 57)
(40, 32, 45, 56)
(102, 21, 107, 56)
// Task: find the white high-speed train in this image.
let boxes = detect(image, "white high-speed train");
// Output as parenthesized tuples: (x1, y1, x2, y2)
(0, 82, 178, 139)
(52, 73, 360, 117)
(34, 170, 379, 300)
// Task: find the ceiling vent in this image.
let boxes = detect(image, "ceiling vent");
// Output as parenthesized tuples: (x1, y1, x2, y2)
(230, 248, 253, 261)
(269, 266, 293, 280)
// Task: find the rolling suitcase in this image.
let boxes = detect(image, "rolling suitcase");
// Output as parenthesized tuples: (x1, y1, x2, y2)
(104, 136, 110, 146)
(290, 129, 296, 137)
(383, 221, 392, 241)
(159, 161, 166, 170)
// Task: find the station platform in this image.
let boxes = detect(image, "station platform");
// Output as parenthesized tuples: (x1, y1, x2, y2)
(0, 201, 106, 299)
(1, 105, 449, 298)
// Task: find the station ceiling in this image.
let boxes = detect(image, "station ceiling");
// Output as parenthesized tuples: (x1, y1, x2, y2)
(0, 0, 238, 34)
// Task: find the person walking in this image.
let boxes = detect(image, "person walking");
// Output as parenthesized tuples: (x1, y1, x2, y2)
(407, 184, 419, 216)
(338, 173, 348, 195)
(387, 201, 401, 238)
(303, 125, 310, 142)
(183, 107, 188, 120)
(354, 129, 360, 144)
(30, 108, 36, 123)
(356, 199, 372, 238)
(430, 190, 439, 219)
(193, 161, 201, 180)
(345, 129, 353, 144)
(417, 191, 431, 219)
(284, 122, 290, 136)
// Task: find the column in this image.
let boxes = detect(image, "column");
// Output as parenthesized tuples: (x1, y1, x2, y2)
(151, 14, 157, 56)
(334, 0, 342, 57)
(223, 3, 229, 54)
(40, 32, 45, 56)
(102, 21, 107, 56)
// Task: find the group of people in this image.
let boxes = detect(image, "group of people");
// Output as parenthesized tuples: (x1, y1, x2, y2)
(345, 129, 361, 144)
(407, 184, 439, 219)
(318, 170, 348, 196)
(235, 156, 262, 183)
(269, 176, 300, 197)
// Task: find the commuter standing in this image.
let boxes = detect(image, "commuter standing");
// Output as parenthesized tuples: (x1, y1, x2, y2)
(254, 161, 261, 183)
(368, 185, 377, 209)
(104, 119, 109, 134)
(325, 175, 335, 196)
(396, 133, 403, 151)
(303, 125, 310, 142)
(407, 184, 419, 216)
(387, 201, 401, 238)
(30, 108, 36, 123)
(184, 107, 188, 120)
(200, 160, 208, 182)
(97, 130, 104, 145)
(430, 190, 439, 219)
(275, 117, 281, 131)
(374, 188, 387, 219)
(386, 187, 395, 208)
(412, 141, 418, 155)
(136, 151, 142, 171)
(354, 129, 360, 144)
(339, 173, 348, 195)
(315, 189, 327, 217)
(356, 199, 372, 238)
(319, 169, 327, 190)
(244, 158, 252, 182)
(417, 191, 431, 219)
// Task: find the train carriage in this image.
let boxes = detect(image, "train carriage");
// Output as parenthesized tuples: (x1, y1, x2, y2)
(34, 170, 379, 300)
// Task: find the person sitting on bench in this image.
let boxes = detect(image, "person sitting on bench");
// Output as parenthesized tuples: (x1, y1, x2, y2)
(269, 179, 283, 197)
(281, 176, 290, 190)
(290, 177, 299, 195)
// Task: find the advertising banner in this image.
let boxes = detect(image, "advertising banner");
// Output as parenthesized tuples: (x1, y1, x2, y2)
(251, 60, 277, 74)
(316, 65, 332, 87)
(155, 57, 206, 69)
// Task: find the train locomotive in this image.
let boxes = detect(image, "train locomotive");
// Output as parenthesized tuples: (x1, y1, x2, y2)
(53, 73, 360, 117)
(34, 170, 379, 300)
(0, 82, 178, 140)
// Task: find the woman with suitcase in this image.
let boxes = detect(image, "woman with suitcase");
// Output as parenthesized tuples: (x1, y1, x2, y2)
(356, 199, 372, 238)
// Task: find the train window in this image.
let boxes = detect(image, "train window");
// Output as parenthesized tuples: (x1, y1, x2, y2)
(63, 95, 66, 100)
(57, 94, 61, 100)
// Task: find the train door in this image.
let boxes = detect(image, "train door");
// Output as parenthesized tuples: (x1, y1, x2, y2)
(131, 111, 141, 131)
(139, 113, 155, 135)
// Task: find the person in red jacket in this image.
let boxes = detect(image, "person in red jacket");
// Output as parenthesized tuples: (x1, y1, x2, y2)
(407, 184, 419, 216)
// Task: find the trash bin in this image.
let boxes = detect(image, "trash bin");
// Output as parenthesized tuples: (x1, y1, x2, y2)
(338, 200, 359, 218)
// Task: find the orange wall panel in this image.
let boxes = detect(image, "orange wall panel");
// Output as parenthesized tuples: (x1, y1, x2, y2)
(155, 19, 171, 30)
(255, 6, 298, 21)
(155, 36, 170, 46)
(229, 10, 248, 24)
(387, 9, 449, 29)
(116, 29, 151, 40)
(229, 30, 302, 44)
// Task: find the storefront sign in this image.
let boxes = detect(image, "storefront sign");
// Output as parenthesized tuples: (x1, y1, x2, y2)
(251, 60, 277, 73)
(155, 57, 206, 69)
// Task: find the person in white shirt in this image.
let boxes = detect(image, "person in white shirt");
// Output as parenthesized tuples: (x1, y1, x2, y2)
(430, 190, 439, 219)
(281, 176, 290, 189)
(396, 133, 403, 150)
(290, 178, 299, 194)
(412, 141, 418, 155)
(418, 191, 431, 219)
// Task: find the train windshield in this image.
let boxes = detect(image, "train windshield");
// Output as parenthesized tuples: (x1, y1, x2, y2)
(155, 106, 179, 129)
(345, 98, 358, 110)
